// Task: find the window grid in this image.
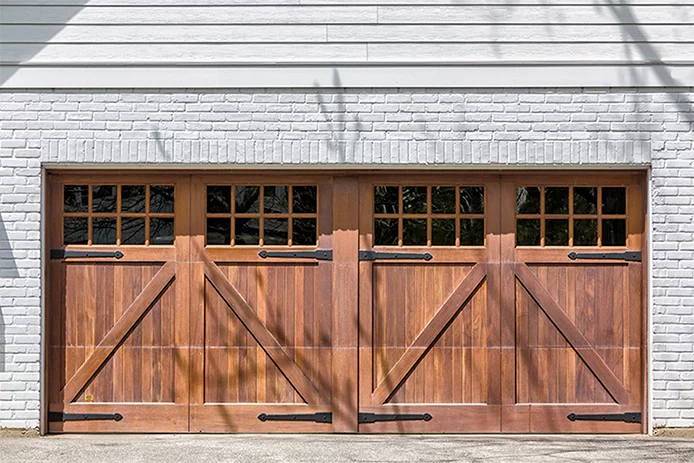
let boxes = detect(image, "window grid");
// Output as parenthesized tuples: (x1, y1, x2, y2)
(205, 184, 319, 247)
(515, 185, 628, 247)
(62, 184, 175, 246)
(374, 185, 485, 247)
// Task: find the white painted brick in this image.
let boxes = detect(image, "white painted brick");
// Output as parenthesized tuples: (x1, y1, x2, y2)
(0, 88, 692, 430)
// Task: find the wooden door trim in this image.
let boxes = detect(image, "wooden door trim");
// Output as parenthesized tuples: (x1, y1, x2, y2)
(60, 261, 176, 403)
(371, 263, 487, 405)
(203, 260, 323, 406)
(513, 262, 630, 405)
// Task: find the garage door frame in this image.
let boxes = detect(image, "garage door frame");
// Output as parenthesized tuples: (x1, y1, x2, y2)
(44, 169, 649, 434)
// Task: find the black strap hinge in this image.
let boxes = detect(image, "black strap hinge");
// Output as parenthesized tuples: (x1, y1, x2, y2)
(358, 412, 432, 423)
(258, 249, 332, 261)
(257, 412, 332, 423)
(567, 412, 641, 423)
(568, 251, 641, 262)
(50, 249, 124, 260)
(359, 251, 433, 261)
(49, 412, 123, 422)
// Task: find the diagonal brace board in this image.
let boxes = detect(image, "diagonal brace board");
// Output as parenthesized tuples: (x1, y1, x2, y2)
(371, 263, 487, 405)
(204, 260, 323, 406)
(61, 262, 176, 403)
(513, 262, 630, 405)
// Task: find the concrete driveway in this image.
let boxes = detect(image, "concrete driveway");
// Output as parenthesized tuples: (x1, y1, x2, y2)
(1, 434, 694, 463)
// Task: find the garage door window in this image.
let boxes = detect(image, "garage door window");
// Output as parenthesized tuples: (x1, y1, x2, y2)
(374, 185, 485, 247)
(516, 185, 627, 247)
(206, 185, 318, 246)
(63, 184, 174, 245)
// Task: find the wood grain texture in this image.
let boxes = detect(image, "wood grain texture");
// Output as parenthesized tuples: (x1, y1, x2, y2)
(514, 262, 630, 405)
(372, 263, 487, 405)
(203, 259, 323, 405)
(60, 261, 176, 403)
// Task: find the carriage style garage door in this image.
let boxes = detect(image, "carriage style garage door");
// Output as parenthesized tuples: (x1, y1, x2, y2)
(47, 172, 646, 433)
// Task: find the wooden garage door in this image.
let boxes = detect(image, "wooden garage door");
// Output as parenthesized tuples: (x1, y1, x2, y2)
(188, 175, 341, 432)
(357, 176, 502, 432)
(47, 171, 645, 433)
(47, 174, 191, 432)
(500, 173, 645, 433)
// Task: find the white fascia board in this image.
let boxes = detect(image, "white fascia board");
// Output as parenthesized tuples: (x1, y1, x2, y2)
(2, 65, 694, 88)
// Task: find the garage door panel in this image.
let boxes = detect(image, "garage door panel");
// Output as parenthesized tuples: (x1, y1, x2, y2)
(190, 177, 337, 432)
(58, 263, 177, 404)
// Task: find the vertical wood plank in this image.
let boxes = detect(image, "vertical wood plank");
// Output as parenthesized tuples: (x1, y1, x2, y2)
(332, 176, 359, 432)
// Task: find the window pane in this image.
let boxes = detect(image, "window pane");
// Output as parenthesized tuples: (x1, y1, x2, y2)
(264, 218, 288, 245)
(235, 186, 260, 214)
(121, 218, 145, 245)
(92, 217, 116, 245)
(402, 218, 427, 245)
(403, 186, 427, 214)
(460, 219, 484, 246)
(460, 187, 484, 214)
(150, 185, 174, 213)
(92, 185, 117, 213)
(432, 219, 455, 246)
(374, 218, 398, 246)
(602, 187, 626, 215)
(64, 185, 89, 213)
(63, 217, 88, 244)
(121, 185, 145, 213)
(574, 187, 597, 215)
(235, 217, 259, 245)
(374, 186, 399, 215)
(516, 187, 540, 214)
(207, 186, 231, 214)
(207, 218, 230, 245)
(545, 219, 568, 246)
(292, 218, 317, 246)
(431, 186, 456, 214)
(517, 219, 540, 246)
(545, 187, 568, 215)
(602, 219, 626, 246)
(264, 186, 288, 214)
(150, 218, 174, 245)
(574, 219, 597, 246)
(293, 186, 317, 214)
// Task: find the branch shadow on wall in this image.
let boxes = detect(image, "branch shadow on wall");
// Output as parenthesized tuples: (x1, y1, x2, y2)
(598, 1, 694, 123)
(0, 217, 20, 373)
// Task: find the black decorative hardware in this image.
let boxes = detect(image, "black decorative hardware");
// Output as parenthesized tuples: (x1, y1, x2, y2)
(49, 412, 123, 422)
(358, 251, 433, 261)
(257, 412, 332, 423)
(358, 412, 432, 423)
(258, 249, 333, 261)
(567, 412, 641, 423)
(50, 249, 124, 260)
(568, 251, 641, 262)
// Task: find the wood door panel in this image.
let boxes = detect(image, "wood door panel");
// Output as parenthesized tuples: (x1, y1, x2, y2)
(190, 175, 337, 432)
(203, 265, 332, 405)
(501, 173, 645, 433)
(51, 262, 178, 405)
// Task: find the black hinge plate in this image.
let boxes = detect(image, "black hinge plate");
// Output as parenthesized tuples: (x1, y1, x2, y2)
(359, 251, 433, 261)
(567, 412, 641, 423)
(257, 412, 332, 423)
(358, 412, 432, 423)
(568, 251, 641, 262)
(50, 249, 124, 260)
(49, 412, 123, 422)
(258, 249, 332, 261)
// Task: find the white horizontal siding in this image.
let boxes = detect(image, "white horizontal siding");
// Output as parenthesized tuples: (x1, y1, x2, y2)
(3, 43, 693, 65)
(4, 24, 694, 44)
(1, 2, 693, 86)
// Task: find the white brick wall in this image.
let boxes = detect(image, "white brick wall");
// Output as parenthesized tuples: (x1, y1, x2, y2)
(0, 89, 692, 430)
